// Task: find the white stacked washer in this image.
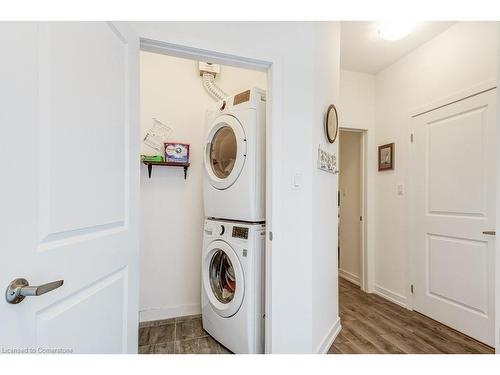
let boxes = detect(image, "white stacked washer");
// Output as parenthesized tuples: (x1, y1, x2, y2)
(201, 219, 265, 354)
(202, 87, 266, 354)
(203, 87, 266, 222)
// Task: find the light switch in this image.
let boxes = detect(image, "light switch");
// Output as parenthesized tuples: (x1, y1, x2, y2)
(292, 173, 302, 190)
(397, 184, 404, 196)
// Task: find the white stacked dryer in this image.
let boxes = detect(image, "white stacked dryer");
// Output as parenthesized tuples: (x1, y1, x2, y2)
(203, 87, 266, 222)
(201, 87, 266, 354)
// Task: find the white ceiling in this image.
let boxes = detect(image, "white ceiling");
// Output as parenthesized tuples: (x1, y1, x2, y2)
(340, 21, 456, 74)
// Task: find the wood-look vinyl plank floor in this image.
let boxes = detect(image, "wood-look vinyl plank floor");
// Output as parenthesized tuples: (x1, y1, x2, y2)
(329, 278, 494, 354)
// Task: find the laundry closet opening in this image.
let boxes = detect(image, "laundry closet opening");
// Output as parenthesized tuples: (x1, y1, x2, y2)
(138, 48, 269, 354)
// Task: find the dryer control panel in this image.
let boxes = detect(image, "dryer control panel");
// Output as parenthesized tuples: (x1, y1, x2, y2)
(232, 226, 249, 239)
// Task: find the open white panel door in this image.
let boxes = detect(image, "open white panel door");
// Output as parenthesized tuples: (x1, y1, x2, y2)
(411, 89, 496, 347)
(0, 22, 139, 353)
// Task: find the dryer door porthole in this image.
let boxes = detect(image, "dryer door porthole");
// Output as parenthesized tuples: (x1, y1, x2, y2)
(210, 127, 237, 179)
(204, 114, 246, 190)
(203, 240, 244, 317)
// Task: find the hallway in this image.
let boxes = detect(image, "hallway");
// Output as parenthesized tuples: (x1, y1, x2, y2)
(329, 278, 494, 354)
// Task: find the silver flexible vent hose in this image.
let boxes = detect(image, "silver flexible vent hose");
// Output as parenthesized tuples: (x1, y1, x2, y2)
(202, 72, 228, 101)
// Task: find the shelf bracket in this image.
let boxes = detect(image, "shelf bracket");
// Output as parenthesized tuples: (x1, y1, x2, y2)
(147, 163, 153, 178)
(184, 166, 188, 179)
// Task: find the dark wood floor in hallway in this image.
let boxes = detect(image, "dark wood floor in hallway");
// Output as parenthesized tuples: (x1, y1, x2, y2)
(328, 278, 494, 354)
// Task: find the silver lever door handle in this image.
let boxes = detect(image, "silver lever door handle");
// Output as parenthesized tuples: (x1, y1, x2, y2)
(5, 278, 63, 304)
(483, 231, 496, 236)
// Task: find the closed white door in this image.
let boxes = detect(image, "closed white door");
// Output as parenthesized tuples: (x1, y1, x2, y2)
(0, 22, 139, 353)
(411, 89, 496, 346)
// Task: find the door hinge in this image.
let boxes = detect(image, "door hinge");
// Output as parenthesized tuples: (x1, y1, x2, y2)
(269, 231, 273, 241)
(410, 284, 414, 294)
(360, 216, 363, 221)
(410, 133, 414, 143)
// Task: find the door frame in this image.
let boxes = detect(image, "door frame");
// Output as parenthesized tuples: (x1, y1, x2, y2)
(338, 126, 372, 293)
(139, 38, 275, 352)
(407, 82, 498, 350)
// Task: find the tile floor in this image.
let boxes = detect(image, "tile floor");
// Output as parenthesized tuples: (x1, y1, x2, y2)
(138, 314, 231, 354)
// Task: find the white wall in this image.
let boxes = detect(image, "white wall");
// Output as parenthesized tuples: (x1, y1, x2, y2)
(374, 21, 498, 305)
(311, 22, 342, 353)
(339, 70, 375, 127)
(139, 51, 266, 322)
(339, 130, 362, 285)
(131, 21, 341, 353)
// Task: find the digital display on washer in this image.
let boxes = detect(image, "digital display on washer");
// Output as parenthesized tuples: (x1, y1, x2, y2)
(232, 226, 249, 239)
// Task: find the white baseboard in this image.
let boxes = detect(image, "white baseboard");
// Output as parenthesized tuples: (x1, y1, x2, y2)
(339, 269, 360, 286)
(316, 317, 342, 354)
(374, 284, 408, 309)
(139, 304, 201, 323)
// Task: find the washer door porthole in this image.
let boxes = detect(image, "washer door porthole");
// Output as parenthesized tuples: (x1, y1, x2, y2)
(203, 240, 244, 317)
(209, 249, 236, 304)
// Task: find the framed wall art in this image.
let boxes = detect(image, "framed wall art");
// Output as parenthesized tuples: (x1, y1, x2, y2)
(378, 142, 394, 171)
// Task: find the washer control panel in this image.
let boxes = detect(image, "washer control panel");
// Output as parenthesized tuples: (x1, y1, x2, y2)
(232, 226, 249, 239)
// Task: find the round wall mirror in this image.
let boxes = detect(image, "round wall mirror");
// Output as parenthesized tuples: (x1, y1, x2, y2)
(325, 104, 339, 143)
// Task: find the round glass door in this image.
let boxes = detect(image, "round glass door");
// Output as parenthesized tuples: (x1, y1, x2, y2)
(204, 115, 246, 190)
(210, 126, 237, 179)
(209, 249, 236, 304)
(203, 240, 244, 317)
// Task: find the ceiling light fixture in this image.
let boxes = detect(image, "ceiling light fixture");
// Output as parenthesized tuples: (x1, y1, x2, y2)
(378, 21, 418, 41)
